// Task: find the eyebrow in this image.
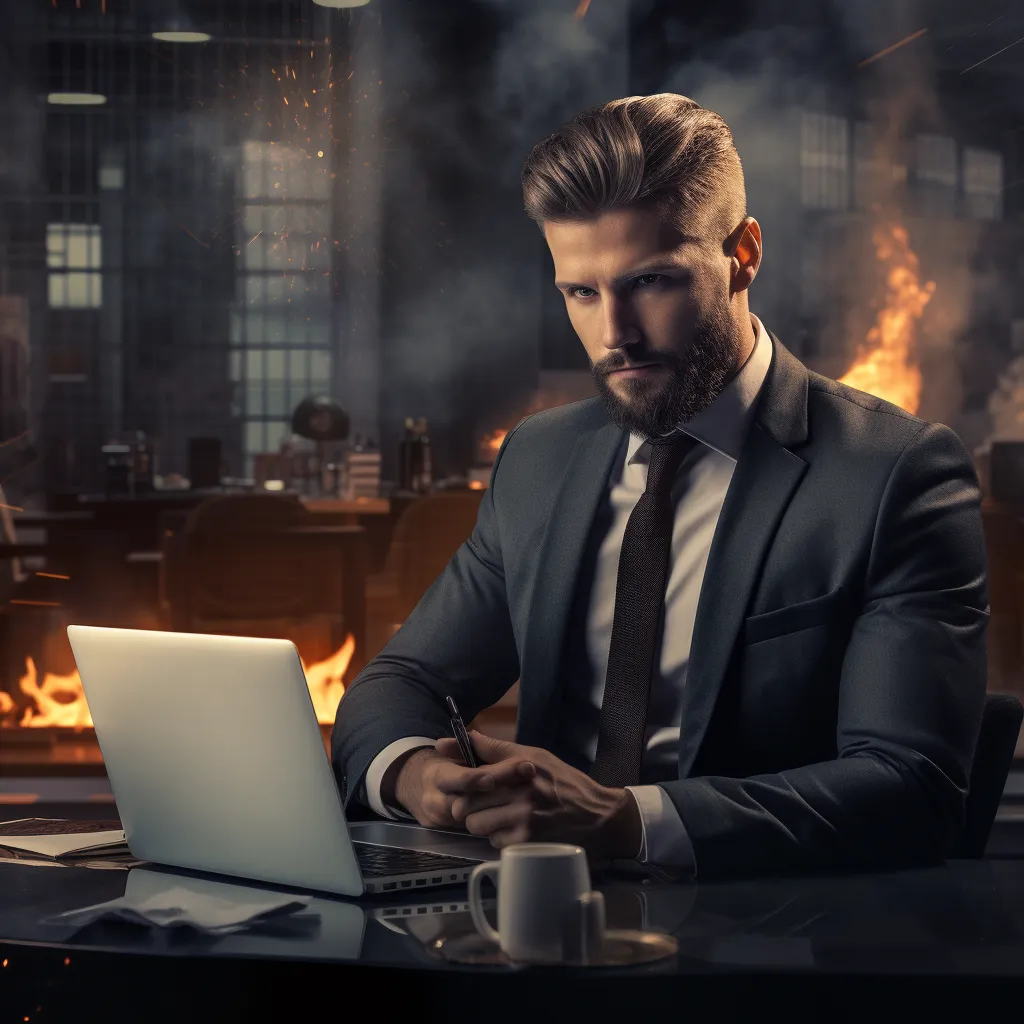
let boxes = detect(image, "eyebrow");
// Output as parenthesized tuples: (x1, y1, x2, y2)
(555, 260, 690, 291)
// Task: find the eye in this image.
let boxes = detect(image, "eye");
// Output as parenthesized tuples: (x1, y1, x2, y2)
(567, 286, 597, 299)
(635, 274, 665, 287)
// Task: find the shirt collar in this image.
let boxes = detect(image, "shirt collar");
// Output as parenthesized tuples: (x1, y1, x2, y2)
(626, 312, 772, 466)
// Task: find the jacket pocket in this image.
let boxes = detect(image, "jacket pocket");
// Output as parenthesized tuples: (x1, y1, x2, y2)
(743, 585, 850, 645)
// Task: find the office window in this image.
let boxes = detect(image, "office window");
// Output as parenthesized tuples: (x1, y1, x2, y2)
(46, 223, 102, 309)
(800, 111, 850, 210)
(914, 134, 957, 217)
(236, 138, 334, 476)
(963, 147, 1003, 221)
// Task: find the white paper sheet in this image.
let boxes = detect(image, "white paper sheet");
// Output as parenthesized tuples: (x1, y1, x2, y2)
(0, 830, 128, 859)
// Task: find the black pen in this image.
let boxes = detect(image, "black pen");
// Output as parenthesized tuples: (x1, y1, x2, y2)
(445, 696, 479, 768)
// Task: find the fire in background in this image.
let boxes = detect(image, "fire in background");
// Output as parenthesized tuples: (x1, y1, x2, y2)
(838, 221, 935, 415)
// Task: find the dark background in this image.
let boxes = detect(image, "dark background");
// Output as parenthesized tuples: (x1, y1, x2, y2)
(0, 0, 1021, 496)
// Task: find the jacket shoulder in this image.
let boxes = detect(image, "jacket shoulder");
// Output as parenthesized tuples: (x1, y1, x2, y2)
(805, 372, 931, 446)
(515, 396, 608, 436)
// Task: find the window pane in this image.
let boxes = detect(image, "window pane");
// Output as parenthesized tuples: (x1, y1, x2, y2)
(48, 274, 66, 307)
(246, 381, 264, 416)
(245, 349, 263, 377)
(265, 420, 289, 451)
(801, 111, 849, 210)
(244, 420, 266, 456)
(963, 147, 1003, 220)
(265, 349, 286, 377)
(310, 350, 330, 383)
(288, 349, 308, 378)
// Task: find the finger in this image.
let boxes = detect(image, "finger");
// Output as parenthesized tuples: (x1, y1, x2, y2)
(468, 730, 524, 765)
(435, 757, 534, 795)
(451, 786, 522, 822)
(433, 763, 496, 795)
(464, 799, 529, 838)
(434, 737, 465, 761)
(489, 826, 529, 850)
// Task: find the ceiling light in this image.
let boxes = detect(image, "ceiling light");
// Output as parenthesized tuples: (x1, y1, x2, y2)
(47, 93, 107, 106)
(152, 31, 212, 43)
(311, 0, 372, 7)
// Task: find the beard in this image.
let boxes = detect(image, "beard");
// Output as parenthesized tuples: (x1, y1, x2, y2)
(592, 298, 740, 441)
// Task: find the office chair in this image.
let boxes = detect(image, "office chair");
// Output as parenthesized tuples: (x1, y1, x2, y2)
(951, 693, 1023, 858)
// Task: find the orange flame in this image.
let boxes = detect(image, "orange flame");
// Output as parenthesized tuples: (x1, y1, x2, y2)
(7, 635, 354, 729)
(837, 222, 935, 414)
(484, 430, 508, 453)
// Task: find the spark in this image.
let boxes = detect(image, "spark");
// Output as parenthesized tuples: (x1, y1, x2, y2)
(178, 222, 211, 248)
(574, 0, 590, 19)
(856, 27, 929, 68)
(0, 503, 23, 512)
(35, 572, 70, 580)
(10, 600, 61, 607)
(283, 96, 289, 105)
(247, 230, 263, 246)
(959, 33, 1024, 74)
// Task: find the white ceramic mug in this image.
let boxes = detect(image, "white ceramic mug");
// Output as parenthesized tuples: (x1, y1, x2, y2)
(467, 843, 592, 963)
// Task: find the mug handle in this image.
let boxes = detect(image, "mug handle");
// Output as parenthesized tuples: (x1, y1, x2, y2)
(467, 861, 501, 945)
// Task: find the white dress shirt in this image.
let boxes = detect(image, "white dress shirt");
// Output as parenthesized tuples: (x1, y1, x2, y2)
(363, 313, 773, 871)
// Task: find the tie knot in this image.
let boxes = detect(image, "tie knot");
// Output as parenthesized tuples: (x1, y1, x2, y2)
(645, 434, 697, 496)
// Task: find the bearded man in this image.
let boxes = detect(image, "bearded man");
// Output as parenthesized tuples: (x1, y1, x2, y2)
(332, 94, 988, 879)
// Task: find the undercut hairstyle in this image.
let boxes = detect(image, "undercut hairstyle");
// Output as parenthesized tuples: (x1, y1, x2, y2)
(521, 94, 746, 253)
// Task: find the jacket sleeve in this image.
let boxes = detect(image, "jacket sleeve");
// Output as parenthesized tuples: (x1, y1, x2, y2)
(330, 419, 527, 810)
(660, 421, 990, 877)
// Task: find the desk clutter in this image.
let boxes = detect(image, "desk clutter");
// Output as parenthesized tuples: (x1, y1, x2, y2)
(0, 818, 128, 860)
(44, 885, 318, 937)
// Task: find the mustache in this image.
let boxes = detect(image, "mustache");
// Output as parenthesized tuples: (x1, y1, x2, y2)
(601, 356, 667, 374)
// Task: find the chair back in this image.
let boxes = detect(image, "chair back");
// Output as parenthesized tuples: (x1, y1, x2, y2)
(384, 490, 485, 620)
(953, 693, 1023, 858)
(181, 493, 320, 621)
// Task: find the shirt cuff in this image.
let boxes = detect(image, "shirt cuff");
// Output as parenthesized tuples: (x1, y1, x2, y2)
(365, 736, 437, 819)
(625, 784, 696, 870)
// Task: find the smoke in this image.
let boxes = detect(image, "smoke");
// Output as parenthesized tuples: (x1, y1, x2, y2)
(376, 0, 632, 467)
(373, 0, 992, 474)
(650, 0, 981, 435)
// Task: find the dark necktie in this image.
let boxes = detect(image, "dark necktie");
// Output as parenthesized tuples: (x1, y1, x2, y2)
(590, 432, 698, 789)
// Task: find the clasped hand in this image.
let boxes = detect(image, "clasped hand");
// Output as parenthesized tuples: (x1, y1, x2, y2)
(405, 731, 641, 861)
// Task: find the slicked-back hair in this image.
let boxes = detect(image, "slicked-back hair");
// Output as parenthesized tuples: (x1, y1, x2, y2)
(521, 94, 746, 253)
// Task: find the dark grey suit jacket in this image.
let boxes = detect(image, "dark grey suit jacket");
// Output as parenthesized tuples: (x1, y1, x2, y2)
(332, 330, 989, 878)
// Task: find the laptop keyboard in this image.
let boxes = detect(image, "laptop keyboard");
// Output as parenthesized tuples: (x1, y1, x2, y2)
(354, 843, 480, 879)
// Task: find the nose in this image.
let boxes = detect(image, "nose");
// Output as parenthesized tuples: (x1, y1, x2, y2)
(600, 293, 640, 351)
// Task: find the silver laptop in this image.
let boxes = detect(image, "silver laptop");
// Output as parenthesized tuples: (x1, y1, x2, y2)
(66, 625, 494, 896)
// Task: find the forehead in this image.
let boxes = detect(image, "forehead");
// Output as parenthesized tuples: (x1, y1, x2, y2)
(543, 207, 704, 276)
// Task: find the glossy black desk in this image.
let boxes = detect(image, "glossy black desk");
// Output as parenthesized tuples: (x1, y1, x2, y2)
(2, 858, 1024, 1022)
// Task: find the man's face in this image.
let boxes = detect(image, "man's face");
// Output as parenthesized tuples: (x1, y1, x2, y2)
(545, 205, 758, 439)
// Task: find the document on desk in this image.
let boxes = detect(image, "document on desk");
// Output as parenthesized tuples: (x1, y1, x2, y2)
(45, 887, 316, 935)
(0, 818, 129, 859)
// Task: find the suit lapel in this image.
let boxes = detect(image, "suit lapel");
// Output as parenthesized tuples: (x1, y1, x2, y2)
(676, 332, 811, 777)
(517, 414, 625, 749)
